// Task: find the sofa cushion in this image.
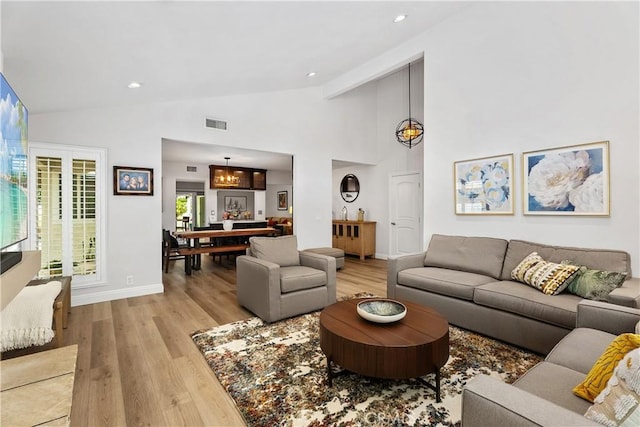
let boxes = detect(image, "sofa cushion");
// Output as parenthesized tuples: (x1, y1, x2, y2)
(473, 280, 580, 329)
(398, 267, 496, 301)
(250, 235, 300, 267)
(573, 333, 640, 402)
(546, 328, 618, 375)
(584, 348, 640, 427)
(279, 266, 326, 293)
(511, 252, 581, 295)
(566, 267, 628, 301)
(513, 361, 593, 414)
(424, 234, 508, 279)
(501, 239, 631, 281)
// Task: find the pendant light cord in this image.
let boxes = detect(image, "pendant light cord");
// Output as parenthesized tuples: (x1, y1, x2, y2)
(408, 63, 411, 122)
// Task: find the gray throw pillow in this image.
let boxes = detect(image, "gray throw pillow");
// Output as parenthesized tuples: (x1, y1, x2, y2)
(250, 235, 300, 267)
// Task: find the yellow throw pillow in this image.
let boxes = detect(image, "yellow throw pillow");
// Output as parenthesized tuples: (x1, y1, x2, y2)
(574, 333, 640, 402)
(511, 252, 580, 295)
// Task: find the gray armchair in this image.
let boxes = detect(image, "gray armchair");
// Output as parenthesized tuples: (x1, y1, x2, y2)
(236, 235, 337, 323)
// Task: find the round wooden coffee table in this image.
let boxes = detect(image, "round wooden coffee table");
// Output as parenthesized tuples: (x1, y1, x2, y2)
(319, 298, 449, 402)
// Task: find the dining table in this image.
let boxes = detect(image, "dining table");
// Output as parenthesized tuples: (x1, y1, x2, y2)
(174, 227, 277, 274)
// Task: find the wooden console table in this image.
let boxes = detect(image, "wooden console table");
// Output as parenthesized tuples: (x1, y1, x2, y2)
(1, 344, 78, 426)
(332, 220, 376, 260)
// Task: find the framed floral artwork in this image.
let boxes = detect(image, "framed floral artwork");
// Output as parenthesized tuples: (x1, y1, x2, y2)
(454, 154, 514, 215)
(523, 141, 610, 216)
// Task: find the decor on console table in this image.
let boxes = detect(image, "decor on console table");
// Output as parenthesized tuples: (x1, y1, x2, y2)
(454, 153, 514, 215)
(113, 166, 153, 196)
(523, 140, 610, 216)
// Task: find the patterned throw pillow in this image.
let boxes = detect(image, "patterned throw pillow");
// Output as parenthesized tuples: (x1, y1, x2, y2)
(574, 333, 640, 402)
(584, 348, 640, 426)
(510, 252, 581, 295)
(511, 252, 544, 285)
(566, 267, 628, 301)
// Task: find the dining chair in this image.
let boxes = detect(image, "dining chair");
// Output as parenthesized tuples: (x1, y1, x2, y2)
(162, 229, 187, 273)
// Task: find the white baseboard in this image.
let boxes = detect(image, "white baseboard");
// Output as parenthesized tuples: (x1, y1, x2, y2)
(71, 283, 164, 307)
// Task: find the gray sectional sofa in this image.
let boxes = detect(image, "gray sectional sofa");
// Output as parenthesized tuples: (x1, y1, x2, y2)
(387, 234, 640, 355)
(462, 300, 640, 426)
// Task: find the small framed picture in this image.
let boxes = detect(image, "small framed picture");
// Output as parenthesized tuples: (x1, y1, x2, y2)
(454, 153, 514, 215)
(277, 191, 288, 210)
(113, 166, 154, 196)
(523, 141, 610, 216)
(224, 196, 247, 212)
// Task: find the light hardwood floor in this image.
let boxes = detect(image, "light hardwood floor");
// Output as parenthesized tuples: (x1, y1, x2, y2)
(61, 255, 387, 426)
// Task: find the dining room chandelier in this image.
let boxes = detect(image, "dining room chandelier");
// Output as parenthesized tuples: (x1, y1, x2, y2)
(395, 63, 424, 149)
(214, 157, 240, 187)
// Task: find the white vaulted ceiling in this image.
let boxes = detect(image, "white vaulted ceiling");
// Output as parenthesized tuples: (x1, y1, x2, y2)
(2, 1, 469, 114)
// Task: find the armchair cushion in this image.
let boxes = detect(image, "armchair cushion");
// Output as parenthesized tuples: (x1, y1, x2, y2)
(280, 266, 327, 293)
(250, 235, 300, 267)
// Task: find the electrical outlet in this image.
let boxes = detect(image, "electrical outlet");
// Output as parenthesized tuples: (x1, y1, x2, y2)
(126, 275, 134, 285)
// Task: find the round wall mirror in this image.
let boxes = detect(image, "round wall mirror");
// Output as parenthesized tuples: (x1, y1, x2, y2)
(340, 174, 360, 203)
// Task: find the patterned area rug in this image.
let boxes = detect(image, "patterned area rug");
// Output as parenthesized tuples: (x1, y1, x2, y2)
(192, 308, 542, 426)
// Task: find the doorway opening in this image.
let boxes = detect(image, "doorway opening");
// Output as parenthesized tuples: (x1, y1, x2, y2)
(176, 181, 205, 230)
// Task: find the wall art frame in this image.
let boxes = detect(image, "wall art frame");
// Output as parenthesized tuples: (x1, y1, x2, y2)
(522, 140, 610, 216)
(224, 196, 247, 213)
(454, 153, 514, 215)
(277, 191, 288, 210)
(113, 166, 154, 196)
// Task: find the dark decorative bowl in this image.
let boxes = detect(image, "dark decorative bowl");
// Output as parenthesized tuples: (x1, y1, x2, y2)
(356, 299, 407, 323)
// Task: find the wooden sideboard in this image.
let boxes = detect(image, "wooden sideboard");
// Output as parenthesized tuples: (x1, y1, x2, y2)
(332, 220, 376, 260)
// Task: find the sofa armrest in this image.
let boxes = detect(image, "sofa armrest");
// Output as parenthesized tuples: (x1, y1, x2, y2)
(462, 375, 599, 427)
(387, 253, 424, 298)
(236, 255, 282, 322)
(607, 277, 640, 308)
(576, 299, 640, 334)
(299, 252, 337, 304)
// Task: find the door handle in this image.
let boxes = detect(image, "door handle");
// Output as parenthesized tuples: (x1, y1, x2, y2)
(391, 222, 396, 225)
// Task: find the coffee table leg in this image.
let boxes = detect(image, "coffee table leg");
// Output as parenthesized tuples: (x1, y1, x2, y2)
(435, 368, 441, 403)
(416, 368, 441, 403)
(326, 356, 333, 387)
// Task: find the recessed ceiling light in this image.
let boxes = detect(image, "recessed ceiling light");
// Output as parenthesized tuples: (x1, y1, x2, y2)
(127, 81, 142, 89)
(306, 72, 317, 77)
(393, 14, 407, 23)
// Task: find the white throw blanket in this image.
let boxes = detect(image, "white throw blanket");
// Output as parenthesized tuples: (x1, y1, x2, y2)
(0, 280, 62, 351)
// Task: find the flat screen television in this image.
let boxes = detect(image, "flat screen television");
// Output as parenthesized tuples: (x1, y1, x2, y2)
(0, 72, 29, 274)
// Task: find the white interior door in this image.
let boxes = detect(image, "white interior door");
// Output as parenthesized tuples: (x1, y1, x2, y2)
(389, 172, 422, 256)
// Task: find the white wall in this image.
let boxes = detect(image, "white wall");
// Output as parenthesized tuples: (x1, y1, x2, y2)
(30, 86, 378, 304)
(421, 2, 640, 270)
(266, 169, 293, 218)
(325, 1, 639, 272)
(332, 61, 424, 259)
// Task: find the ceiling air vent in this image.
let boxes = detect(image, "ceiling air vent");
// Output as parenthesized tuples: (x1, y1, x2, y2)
(205, 117, 227, 130)
(186, 166, 197, 173)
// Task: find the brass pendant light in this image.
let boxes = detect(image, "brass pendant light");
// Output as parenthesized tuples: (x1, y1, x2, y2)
(395, 63, 424, 149)
(214, 157, 240, 187)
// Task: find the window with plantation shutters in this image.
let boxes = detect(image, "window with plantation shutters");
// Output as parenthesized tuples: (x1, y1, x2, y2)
(29, 144, 105, 287)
